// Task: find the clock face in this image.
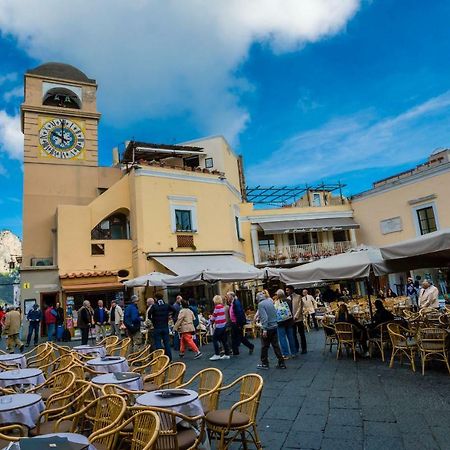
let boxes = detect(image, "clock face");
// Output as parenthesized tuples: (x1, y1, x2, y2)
(39, 118, 85, 159)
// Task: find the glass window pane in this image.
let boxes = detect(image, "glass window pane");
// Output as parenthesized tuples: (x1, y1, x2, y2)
(175, 209, 192, 231)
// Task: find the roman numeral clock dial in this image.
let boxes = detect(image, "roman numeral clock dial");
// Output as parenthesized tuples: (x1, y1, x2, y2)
(39, 118, 85, 159)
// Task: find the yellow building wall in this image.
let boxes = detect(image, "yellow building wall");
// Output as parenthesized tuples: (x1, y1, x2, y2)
(352, 170, 450, 246)
(57, 204, 133, 275)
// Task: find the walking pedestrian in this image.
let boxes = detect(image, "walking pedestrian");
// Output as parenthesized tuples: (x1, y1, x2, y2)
(274, 289, 297, 359)
(77, 300, 94, 345)
(173, 299, 202, 359)
(44, 304, 57, 342)
(109, 300, 123, 338)
(302, 289, 319, 330)
(26, 303, 41, 347)
(256, 292, 285, 370)
(124, 295, 142, 350)
(3, 307, 24, 353)
(406, 277, 418, 310)
(149, 293, 176, 360)
(55, 302, 65, 341)
(418, 281, 439, 309)
(227, 291, 254, 356)
(286, 285, 307, 354)
(209, 295, 231, 360)
(145, 298, 155, 347)
(171, 295, 182, 351)
(94, 300, 109, 343)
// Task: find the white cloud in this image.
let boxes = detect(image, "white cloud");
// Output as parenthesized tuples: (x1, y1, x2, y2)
(247, 91, 450, 185)
(3, 86, 23, 102)
(0, 73, 17, 85)
(0, 0, 360, 142)
(0, 110, 22, 160)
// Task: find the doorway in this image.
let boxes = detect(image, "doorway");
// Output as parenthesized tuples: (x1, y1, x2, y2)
(40, 292, 59, 336)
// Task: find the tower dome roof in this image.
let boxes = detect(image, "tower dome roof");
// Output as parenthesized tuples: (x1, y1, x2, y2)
(27, 62, 95, 83)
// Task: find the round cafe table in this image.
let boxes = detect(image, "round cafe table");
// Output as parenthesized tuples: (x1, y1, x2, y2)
(33, 432, 96, 450)
(73, 345, 107, 358)
(0, 354, 27, 370)
(92, 373, 143, 391)
(86, 356, 129, 374)
(136, 389, 203, 418)
(0, 368, 45, 388)
(0, 393, 44, 428)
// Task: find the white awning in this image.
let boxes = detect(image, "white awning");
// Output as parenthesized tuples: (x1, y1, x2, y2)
(152, 254, 262, 285)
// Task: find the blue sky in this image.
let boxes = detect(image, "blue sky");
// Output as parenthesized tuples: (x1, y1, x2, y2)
(1, 0, 450, 237)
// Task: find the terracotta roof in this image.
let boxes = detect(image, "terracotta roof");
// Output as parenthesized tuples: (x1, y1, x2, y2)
(60, 271, 118, 279)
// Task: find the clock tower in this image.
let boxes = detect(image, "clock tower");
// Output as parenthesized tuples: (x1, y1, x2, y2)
(21, 63, 102, 271)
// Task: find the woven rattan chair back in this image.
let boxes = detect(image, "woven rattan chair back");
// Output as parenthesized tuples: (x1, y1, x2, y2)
(417, 327, 450, 375)
(143, 355, 170, 385)
(160, 362, 186, 389)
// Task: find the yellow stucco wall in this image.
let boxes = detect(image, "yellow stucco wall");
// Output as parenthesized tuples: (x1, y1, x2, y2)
(352, 169, 450, 246)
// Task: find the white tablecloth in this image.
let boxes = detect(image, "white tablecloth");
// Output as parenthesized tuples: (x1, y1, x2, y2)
(86, 357, 129, 374)
(0, 354, 27, 369)
(92, 373, 143, 391)
(0, 369, 45, 388)
(136, 389, 204, 417)
(0, 393, 44, 428)
(73, 345, 107, 358)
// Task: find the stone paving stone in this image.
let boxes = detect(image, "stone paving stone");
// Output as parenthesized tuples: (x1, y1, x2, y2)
(363, 420, 401, 437)
(327, 408, 363, 427)
(323, 424, 364, 442)
(320, 437, 363, 450)
(284, 431, 323, 449)
(259, 417, 294, 433)
(361, 405, 397, 422)
(364, 436, 405, 450)
(403, 433, 441, 450)
(258, 430, 287, 450)
(291, 414, 327, 432)
(329, 396, 360, 409)
(263, 405, 301, 420)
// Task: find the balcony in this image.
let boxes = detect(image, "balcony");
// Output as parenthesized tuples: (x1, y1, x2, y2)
(258, 241, 355, 266)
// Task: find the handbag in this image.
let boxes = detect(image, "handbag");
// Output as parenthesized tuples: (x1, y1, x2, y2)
(275, 301, 293, 322)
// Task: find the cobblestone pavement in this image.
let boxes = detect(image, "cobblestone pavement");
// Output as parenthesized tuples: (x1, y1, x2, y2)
(182, 330, 450, 450)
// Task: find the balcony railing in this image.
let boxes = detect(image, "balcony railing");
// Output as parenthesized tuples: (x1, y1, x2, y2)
(259, 241, 355, 265)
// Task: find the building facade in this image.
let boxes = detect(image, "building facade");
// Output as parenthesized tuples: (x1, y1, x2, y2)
(352, 149, 450, 293)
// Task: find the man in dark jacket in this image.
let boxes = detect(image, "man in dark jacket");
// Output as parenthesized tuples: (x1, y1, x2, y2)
(26, 304, 41, 347)
(124, 295, 141, 349)
(77, 300, 94, 345)
(227, 291, 254, 356)
(150, 293, 177, 360)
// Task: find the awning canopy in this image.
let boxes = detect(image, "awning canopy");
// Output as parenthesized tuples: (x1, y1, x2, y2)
(258, 217, 359, 234)
(152, 254, 262, 286)
(123, 272, 176, 288)
(380, 228, 450, 270)
(279, 247, 390, 284)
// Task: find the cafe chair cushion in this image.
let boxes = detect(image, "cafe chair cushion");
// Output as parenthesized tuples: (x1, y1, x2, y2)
(29, 419, 72, 436)
(177, 428, 197, 450)
(206, 409, 250, 427)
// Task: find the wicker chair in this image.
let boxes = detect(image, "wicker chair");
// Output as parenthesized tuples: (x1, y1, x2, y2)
(40, 354, 75, 376)
(417, 327, 450, 375)
(23, 343, 49, 361)
(135, 355, 169, 386)
(387, 323, 417, 372)
(368, 322, 393, 362)
(111, 337, 132, 357)
(130, 349, 165, 370)
(28, 346, 55, 370)
(55, 394, 126, 447)
(143, 359, 181, 392)
(129, 344, 152, 363)
(0, 424, 27, 448)
(335, 323, 358, 361)
(90, 410, 160, 450)
(133, 406, 205, 450)
(158, 362, 186, 389)
(179, 367, 223, 414)
(322, 322, 338, 354)
(98, 335, 119, 347)
(205, 373, 263, 450)
(29, 380, 96, 436)
(27, 370, 76, 402)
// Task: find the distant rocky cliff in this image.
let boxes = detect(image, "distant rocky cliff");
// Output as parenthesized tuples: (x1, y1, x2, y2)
(0, 230, 22, 273)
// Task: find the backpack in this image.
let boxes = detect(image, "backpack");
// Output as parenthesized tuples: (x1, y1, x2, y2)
(275, 301, 293, 322)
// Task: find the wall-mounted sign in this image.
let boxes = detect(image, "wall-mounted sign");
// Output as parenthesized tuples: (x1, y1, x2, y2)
(380, 217, 402, 235)
(23, 282, 31, 289)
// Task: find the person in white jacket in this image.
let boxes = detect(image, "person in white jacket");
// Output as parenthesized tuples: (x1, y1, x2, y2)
(302, 289, 319, 330)
(418, 281, 439, 309)
(109, 300, 124, 337)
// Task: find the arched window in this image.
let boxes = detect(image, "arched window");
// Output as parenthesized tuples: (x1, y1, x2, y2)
(43, 87, 82, 109)
(91, 213, 130, 240)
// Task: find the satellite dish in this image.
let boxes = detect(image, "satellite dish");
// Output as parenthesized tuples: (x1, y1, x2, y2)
(118, 269, 129, 278)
